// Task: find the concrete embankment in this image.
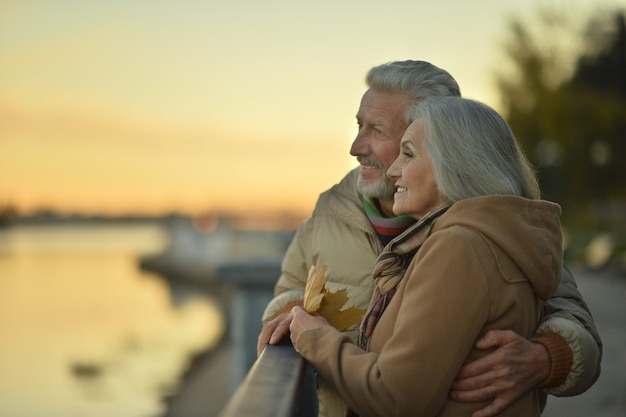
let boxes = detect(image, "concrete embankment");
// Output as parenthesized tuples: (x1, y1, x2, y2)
(163, 338, 233, 417)
(543, 268, 626, 417)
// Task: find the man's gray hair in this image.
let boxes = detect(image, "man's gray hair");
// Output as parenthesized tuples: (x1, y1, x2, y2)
(366, 60, 461, 124)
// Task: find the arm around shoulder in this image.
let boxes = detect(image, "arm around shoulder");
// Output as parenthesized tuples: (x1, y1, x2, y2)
(535, 265, 602, 396)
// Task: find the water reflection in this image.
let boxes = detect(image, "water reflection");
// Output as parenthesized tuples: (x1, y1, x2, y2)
(0, 222, 225, 417)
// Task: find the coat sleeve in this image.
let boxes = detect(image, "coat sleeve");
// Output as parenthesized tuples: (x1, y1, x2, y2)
(261, 217, 313, 324)
(535, 264, 602, 396)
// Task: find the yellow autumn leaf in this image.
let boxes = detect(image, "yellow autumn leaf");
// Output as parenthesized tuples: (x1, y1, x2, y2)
(303, 265, 327, 313)
(318, 289, 367, 332)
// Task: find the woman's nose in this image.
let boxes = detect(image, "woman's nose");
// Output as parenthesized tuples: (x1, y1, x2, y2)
(387, 157, 401, 179)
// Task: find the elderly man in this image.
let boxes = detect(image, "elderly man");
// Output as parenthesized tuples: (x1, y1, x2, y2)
(258, 60, 601, 417)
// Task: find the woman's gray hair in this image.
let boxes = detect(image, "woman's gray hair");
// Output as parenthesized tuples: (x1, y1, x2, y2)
(366, 60, 461, 124)
(411, 97, 540, 202)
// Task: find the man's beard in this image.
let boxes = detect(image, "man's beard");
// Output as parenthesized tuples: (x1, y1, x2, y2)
(356, 157, 396, 200)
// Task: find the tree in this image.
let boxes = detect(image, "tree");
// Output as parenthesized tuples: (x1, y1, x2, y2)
(564, 11, 626, 206)
(496, 8, 626, 221)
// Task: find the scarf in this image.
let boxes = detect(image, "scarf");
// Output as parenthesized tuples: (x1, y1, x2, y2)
(358, 204, 451, 350)
(363, 198, 416, 245)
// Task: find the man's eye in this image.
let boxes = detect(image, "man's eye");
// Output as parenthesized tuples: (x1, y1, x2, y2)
(403, 151, 413, 158)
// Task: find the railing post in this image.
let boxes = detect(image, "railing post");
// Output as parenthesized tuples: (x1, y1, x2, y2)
(215, 258, 283, 392)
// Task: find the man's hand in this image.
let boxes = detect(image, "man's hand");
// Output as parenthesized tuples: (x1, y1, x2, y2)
(449, 330, 550, 417)
(256, 313, 293, 357)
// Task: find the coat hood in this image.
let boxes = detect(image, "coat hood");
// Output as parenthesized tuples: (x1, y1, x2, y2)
(435, 195, 563, 299)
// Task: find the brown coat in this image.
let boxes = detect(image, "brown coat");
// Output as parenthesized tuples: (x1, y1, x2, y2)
(295, 196, 563, 417)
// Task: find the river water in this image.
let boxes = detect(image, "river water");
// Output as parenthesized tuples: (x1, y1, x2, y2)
(0, 221, 225, 417)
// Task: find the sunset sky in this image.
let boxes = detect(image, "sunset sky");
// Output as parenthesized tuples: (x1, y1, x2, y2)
(1, 0, 623, 216)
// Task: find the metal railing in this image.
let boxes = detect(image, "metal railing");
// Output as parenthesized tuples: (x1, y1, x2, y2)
(218, 339, 318, 417)
(216, 259, 318, 417)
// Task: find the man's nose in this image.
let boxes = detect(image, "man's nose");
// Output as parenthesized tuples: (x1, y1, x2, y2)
(350, 131, 369, 157)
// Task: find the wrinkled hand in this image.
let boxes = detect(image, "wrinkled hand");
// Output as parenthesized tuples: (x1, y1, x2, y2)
(257, 313, 293, 357)
(289, 306, 329, 348)
(450, 330, 550, 417)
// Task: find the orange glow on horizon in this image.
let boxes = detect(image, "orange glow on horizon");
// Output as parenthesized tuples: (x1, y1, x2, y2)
(2, 1, 619, 217)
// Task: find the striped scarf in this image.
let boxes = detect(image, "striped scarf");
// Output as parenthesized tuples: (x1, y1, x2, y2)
(363, 198, 416, 245)
(358, 204, 451, 350)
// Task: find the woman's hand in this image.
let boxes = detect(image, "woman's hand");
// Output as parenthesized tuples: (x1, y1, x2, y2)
(289, 306, 330, 347)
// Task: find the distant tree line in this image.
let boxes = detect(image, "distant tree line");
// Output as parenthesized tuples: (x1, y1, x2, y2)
(496, 7, 626, 232)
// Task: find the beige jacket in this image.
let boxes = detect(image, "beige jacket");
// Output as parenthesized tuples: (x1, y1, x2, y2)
(262, 169, 602, 417)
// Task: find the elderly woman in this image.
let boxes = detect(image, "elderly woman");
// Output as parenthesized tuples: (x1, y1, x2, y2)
(289, 96, 563, 417)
